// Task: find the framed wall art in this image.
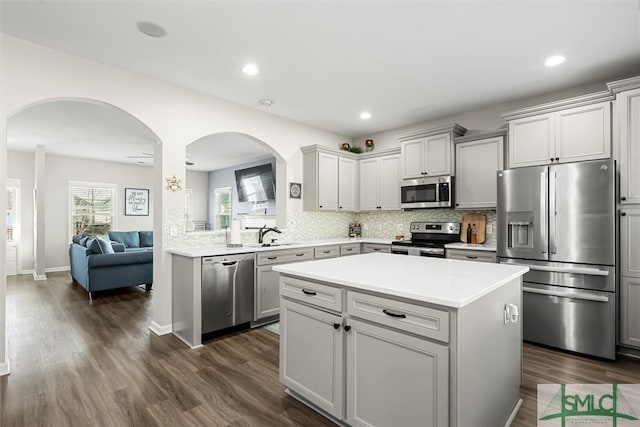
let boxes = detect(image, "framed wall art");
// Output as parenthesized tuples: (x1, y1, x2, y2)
(125, 188, 149, 216)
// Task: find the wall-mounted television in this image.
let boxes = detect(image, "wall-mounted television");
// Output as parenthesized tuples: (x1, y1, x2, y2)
(234, 163, 275, 202)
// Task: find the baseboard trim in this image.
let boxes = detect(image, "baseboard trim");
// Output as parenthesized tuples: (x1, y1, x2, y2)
(173, 332, 203, 350)
(0, 359, 10, 376)
(32, 272, 47, 281)
(149, 321, 172, 336)
(505, 398, 523, 427)
(46, 266, 70, 273)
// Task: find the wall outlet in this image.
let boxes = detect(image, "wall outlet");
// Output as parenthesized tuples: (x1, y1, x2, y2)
(169, 226, 178, 237)
(396, 224, 404, 232)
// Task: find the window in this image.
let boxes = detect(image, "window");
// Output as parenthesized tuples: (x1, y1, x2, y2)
(6, 186, 17, 242)
(70, 182, 116, 236)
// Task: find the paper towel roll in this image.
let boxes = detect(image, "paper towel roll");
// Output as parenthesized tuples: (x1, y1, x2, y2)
(229, 219, 241, 245)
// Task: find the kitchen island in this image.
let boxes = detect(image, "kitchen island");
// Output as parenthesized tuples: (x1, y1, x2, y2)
(274, 253, 528, 427)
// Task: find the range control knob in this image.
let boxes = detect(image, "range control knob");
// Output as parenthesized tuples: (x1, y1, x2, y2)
(448, 225, 454, 231)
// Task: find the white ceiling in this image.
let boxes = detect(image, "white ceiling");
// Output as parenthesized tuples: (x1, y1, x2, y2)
(2, 0, 639, 151)
(7, 100, 273, 171)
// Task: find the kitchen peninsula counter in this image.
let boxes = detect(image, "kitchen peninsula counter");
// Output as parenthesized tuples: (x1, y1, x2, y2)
(275, 253, 528, 427)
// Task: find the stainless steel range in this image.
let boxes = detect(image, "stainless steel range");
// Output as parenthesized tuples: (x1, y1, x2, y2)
(391, 222, 461, 258)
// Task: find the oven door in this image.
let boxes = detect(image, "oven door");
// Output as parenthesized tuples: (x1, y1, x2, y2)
(390, 246, 445, 258)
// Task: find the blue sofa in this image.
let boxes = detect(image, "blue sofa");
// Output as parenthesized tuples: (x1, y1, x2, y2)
(69, 231, 153, 299)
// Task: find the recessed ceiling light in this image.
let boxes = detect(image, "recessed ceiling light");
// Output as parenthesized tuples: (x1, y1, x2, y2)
(136, 21, 167, 38)
(243, 64, 260, 76)
(259, 98, 274, 107)
(545, 55, 566, 67)
(360, 111, 372, 120)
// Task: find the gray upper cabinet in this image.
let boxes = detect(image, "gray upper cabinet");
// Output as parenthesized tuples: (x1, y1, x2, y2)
(302, 146, 358, 212)
(503, 94, 613, 168)
(397, 124, 466, 179)
(454, 130, 505, 209)
(359, 153, 400, 211)
(609, 81, 640, 204)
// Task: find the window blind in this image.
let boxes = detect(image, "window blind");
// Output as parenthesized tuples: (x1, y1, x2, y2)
(71, 185, 115, 236)
(6, 187, 16, 242)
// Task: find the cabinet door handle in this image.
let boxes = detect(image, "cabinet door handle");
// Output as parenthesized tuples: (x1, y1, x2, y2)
(333, 323, 340, 330)
(555, 157, 560, 161)
(302, 289, 317, 296)
(344, 325, 351, 331)
(373, 248, 381, 251)
(267, 256, 278, 260)
(322, 250, 331, 254)
(383, 309, 407, 319)
(296, 253, 305, 257)
(319, 205, 323, 208)
(550, 158, 554, 162)
(621, 212, 627, 216)
(465, 255, 478, 259)
(345, 248, 352, 251)
(339, 206, 342, 209)
(621, 197, 627, 201)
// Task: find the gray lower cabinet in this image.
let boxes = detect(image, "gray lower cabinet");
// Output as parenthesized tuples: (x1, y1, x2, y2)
(621, 276, 640, 348)
(361, 243, 391, 254)
(446, 248, 496, 263)
(255, 247, 314, 322)
(340, 243, 362, 256)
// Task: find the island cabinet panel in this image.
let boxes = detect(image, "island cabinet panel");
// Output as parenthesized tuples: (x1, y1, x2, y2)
(280, 275, 343, 312)
(280, 299, 344, 419)
(346, 291, 449, 343)
(345, 318, 448, 427)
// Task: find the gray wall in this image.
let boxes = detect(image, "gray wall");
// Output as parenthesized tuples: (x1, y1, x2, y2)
(207, 157, 276, 228)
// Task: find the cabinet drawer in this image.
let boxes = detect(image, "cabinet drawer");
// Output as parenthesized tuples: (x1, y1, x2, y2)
(315, 245, 340, 259)
(361, 243, 391, 254)
(256, 247, 314, 266)
(446, 248, 496, 263)
(340, 243, 362, 256)
(280, 276, 343, 312)
(346, 291, 449, 343)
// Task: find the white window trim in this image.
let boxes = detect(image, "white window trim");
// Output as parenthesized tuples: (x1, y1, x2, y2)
(69, 180, 118, 241)
(7, 178, 20, 245)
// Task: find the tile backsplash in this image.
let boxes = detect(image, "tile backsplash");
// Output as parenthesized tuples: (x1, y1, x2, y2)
(169, 208, 496, 248)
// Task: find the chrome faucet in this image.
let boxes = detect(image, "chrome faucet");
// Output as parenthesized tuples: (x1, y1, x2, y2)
(258, 225, 282, 244)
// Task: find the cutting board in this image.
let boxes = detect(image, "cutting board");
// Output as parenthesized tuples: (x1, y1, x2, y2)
(461, 213, 486, 244)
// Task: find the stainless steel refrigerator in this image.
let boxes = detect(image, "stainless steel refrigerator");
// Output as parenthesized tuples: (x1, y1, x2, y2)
(497, 159, 616, 359)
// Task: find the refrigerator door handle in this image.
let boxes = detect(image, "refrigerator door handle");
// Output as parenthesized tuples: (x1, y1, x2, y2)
(507, 262, 610, 276)
(523, 286, 609, 303)
(549, 170, 558, 254)
(539, 170, 548, 254)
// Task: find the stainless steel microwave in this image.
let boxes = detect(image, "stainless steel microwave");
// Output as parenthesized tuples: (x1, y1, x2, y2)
(400, 176, 454, 209)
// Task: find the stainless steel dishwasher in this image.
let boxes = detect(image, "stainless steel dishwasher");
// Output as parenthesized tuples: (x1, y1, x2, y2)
(201, 253, 254, 334)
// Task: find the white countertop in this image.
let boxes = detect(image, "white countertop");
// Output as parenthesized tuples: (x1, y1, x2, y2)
(167, 238, 396, 258)
(273, 253, 527, 308)
(445, 242, 497, 252)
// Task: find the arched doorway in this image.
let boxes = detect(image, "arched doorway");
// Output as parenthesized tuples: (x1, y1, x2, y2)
(6, 97, 163, 280)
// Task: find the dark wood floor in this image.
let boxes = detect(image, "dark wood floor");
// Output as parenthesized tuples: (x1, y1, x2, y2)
(2, 272, 640, 427)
